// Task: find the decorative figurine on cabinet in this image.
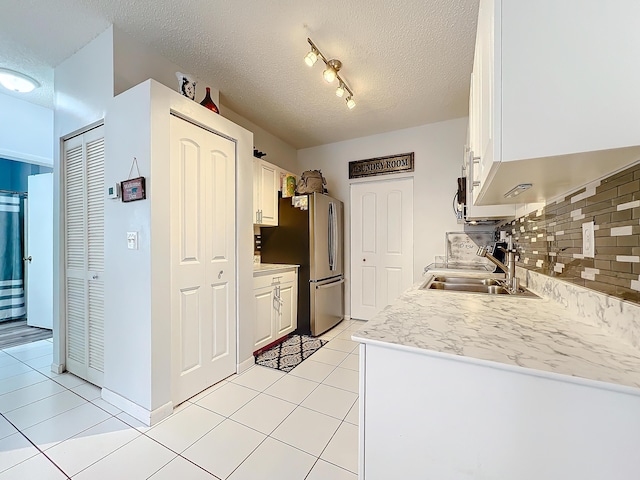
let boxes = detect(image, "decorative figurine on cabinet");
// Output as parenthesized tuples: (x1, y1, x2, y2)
(176, 72, 197, 100)
(200, 87, 219, 113)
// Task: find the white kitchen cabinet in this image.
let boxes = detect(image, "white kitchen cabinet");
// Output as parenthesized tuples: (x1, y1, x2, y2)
(253, 158, 279, 226)
(470, 0, 640, 206)
(463, 136, 515, 220)
(253, 267, 297, 352)
(358, 342, 640, 480)
(463, 48, 514, 221)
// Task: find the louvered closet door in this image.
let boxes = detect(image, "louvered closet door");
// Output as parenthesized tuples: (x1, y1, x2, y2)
(64, 125, 105, 386)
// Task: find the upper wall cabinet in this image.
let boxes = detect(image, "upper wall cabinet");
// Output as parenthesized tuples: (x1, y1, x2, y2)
(464, 79, 515, 221)
(253, 158, 278, 226)
(470, 0, 640, 206)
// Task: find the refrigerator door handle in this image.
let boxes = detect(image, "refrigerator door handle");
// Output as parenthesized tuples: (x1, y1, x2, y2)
(328, 202, 335, 270)
(315, 278, 345, 289)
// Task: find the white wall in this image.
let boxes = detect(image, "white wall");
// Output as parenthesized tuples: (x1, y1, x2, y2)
(0, 92, 53, 166)
(222, 107, 298, 173)
(113, 27, 220, 107)
(54, 28, 114, 140)
(298, 118, 466, 316)
(103, 82, 154, 410)
(52, 26, 115, 373)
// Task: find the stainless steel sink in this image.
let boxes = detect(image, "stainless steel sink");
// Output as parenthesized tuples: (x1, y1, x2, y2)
(421, 275, 539, 297)
(431, 276, 502, 286)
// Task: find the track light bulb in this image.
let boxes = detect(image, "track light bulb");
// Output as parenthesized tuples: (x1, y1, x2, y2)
(323, 59, 342, 83)
(346, 96, 356, 109)
(335, 83, 345, 97)
(304, 49, 318, 67)
(323, 67, 337, 83)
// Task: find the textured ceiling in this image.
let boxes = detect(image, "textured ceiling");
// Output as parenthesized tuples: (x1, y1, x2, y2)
(0, 0, 479, 149)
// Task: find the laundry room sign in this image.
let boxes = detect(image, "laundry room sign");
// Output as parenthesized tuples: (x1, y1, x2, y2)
(348, 152, 414, 179)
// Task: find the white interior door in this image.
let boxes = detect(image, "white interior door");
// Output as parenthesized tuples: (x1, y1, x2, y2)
(350, 178, 413, 321)
(26, 173, 53, 329)
(170, 115, 237, 405)
(64, 126, 105, 386)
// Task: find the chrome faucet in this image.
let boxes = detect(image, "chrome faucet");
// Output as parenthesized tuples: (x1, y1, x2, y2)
(477, 241, 520, 293)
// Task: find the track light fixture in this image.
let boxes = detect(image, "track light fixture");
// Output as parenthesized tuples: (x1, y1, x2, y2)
(304, 38, 356, 109)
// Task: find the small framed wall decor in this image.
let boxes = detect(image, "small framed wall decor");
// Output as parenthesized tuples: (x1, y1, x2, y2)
(121, 176, 146, 202)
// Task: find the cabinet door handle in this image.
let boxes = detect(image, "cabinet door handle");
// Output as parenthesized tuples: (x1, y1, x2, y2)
(218, 270, 224, 279)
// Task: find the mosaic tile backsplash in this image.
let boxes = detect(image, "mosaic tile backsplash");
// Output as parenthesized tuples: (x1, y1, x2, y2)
(499, 162, 640, 305)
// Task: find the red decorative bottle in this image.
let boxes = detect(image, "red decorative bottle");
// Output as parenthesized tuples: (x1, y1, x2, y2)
(200, 87, 219, 114)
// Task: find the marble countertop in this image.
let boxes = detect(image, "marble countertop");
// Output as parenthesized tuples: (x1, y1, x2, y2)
(352, 270, 640, 395)
(253, 263, 299, 275)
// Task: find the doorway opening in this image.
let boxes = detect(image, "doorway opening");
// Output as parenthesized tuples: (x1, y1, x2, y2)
(0, 157, 53, 350)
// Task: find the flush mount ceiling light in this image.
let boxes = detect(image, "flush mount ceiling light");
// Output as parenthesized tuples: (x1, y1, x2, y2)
(0, 68, 40, 93)
(304, 38, 356, 110)
(504, 183, 533, 198)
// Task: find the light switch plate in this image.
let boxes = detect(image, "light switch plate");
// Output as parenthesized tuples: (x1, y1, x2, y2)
(127, 231, 138, 250)
(582, 221, 595, 258)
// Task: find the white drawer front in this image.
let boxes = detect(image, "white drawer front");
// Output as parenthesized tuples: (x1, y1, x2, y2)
(253, 270, 296, 290)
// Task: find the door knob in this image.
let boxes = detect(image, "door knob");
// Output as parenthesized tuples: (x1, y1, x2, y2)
(218, 270, 224, 279)
(362, 258, 366, 262)
(23, 256, 32, 263)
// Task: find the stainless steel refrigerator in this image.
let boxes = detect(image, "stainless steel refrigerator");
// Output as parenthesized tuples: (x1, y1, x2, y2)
(261, 193, 344, 336)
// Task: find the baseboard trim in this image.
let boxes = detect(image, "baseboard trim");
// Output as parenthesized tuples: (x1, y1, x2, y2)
(237, 357, 254, 374)
(51, 363, 64, 374)
(101, 388, 173, 426)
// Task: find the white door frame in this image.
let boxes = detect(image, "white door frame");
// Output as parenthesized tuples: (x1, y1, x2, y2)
(350, 176, 414, 321)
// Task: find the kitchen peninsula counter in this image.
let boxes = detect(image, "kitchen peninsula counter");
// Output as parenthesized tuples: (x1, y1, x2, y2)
(352, 271, 640, 480)
(352, 273, 640, 393)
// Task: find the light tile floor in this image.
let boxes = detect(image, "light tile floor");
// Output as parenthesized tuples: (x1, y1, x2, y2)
(0, 320, 363, 479)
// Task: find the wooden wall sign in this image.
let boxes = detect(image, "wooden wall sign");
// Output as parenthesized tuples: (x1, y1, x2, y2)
(349, 152, 414, 179)
(121, 177, 146, 202)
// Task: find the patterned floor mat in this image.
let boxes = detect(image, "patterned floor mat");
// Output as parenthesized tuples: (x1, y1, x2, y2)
(255, 334, 327, 372)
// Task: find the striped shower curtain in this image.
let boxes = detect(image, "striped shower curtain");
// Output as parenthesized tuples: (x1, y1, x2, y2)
(0, 195, 25, 321)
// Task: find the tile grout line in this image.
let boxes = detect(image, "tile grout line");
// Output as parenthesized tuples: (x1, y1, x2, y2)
(0, 410, 72, 479)
(169, 354, 352, 477)
(211, 340, 359, 476)
(2, 327, 363, 478)
(1, 345, 146, 479)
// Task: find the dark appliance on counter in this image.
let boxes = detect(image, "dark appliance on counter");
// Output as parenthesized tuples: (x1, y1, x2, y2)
(261, 193, 345, 336)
